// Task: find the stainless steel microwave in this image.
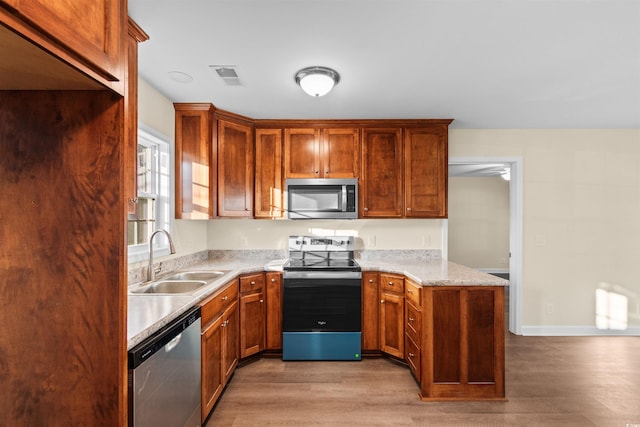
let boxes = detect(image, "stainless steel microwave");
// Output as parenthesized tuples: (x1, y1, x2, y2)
(286, 178, 358, 219)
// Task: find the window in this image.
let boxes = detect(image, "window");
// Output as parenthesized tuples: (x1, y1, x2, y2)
(128, 127, 172, 262)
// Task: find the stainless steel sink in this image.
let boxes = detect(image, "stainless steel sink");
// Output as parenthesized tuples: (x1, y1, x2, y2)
(130, 280, 208, 295)
(164, 271, 230, 281)
(129, 270, 231, 295)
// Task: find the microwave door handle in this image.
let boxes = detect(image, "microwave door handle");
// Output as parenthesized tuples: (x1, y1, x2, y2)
(342, 186, 347, 212)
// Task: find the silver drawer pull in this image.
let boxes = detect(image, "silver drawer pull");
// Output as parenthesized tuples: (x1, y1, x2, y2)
(259, 299, 264, 303)
(380, 300, 384, 304)
(388, 282, 394, 285)
(408, 317, 414, 322)
(409, 352, 415, 358)
(222, 296, 228, 301)
(250, 281, 256, 285)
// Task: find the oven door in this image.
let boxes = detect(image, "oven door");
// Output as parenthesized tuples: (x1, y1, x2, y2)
(282, 271, 362, 361)
(283, 272, 361, 332)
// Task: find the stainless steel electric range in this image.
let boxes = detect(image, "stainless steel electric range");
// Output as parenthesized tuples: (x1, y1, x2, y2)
(282, 235, 362, 361)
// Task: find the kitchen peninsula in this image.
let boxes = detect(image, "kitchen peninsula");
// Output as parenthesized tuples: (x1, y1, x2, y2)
(128, 249, 508, 421)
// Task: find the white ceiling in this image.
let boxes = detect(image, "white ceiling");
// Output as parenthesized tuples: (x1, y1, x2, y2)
(128, 0, 640, 129)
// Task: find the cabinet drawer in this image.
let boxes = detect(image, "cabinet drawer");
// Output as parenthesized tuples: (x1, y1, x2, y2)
(380, 274, 404, 294)
(200, 281, 238, 326)
(405, 279, 422, 307)
(240, 273, 265, 294)
(405, 334, 421, 382)
(405, 301, 421, 344)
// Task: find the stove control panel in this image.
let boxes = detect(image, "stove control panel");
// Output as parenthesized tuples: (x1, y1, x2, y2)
(288, 235, 354, 252)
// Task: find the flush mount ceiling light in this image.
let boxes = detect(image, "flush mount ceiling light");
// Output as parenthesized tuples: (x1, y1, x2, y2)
(295, 66, 340, 97)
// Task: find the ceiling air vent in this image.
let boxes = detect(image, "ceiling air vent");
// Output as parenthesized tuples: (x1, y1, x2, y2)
(210, 65, 242, 86)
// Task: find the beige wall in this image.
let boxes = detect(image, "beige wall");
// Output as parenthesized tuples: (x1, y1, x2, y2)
(448, 176, 510, 269)
(206, 219, 444, 251)
(450, 129, 640, 331)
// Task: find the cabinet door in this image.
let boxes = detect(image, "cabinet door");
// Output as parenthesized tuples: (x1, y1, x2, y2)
(361, 272, 380, 351)
(240, 292, 265, 358)
(360, 128, 403, 218)
(201, 315, 224, 422)
(1, 0, 126, 85)
(284, 128, 320, 178)
(174, 103, 215, 219)
(404, 127, 448, 218)
(379, 291, 404, 358)
(218, 119, 254, 217)
(124, 18, 148, 216)
(255, 129, 283, 218)
(222, 300, 239, 381)
(321, 128, 359, 178)
(265, 272, 282, 350)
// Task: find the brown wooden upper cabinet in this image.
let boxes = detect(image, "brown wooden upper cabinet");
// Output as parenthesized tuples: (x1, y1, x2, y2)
(404, 127, 448, 218)
(0, 0, 127, 92)
(360, 128, 404, 218)
(174, 103, 216, 219)
(360, 123, 450, 218)
(255, 128, 283, 218)
(284, 128, 359, 178)
(217, 115, 254, 217)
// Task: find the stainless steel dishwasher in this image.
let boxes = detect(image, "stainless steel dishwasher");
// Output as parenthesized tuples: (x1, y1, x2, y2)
(128, 306, 201, 427)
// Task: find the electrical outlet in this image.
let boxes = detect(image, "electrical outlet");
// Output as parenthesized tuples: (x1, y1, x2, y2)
(367, 235, 376, 247)
(240, 236, 248, 248)
(545, 303, 553, 315)
(422, 235, 431, 247)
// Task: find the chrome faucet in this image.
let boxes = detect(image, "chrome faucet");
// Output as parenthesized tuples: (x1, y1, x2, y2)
(148, 229, 176, 282)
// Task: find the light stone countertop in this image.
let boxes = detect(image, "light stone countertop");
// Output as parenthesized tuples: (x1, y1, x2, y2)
(127, 255, 507, 350)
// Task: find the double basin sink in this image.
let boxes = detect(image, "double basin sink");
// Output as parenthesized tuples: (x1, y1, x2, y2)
(129, 270, 231, 295)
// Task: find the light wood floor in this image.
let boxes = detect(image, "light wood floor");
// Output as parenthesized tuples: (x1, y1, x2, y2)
(205, 334, 640, 426)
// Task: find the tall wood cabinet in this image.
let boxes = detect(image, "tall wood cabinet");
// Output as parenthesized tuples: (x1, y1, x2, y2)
(174, 103, 216, 219)
(217, 113, 254, 217)
(255, 129, 283, 218)
(0, 2, 130, 424)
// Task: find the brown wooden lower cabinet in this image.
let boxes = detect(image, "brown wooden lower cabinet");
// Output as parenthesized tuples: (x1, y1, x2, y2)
(420, 286, 505, 401)
(265, 272, 283, 350)
(379, 273, 405, 358)
(239, 272, 266, 358)
(361, 272, 380, 351)
(200, 280, 239, 422)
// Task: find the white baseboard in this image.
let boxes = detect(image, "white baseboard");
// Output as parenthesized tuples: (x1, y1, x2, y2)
(521, 325, 640, 336)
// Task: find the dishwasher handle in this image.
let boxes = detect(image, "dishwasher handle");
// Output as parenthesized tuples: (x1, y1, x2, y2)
(128, 306, 201, 369)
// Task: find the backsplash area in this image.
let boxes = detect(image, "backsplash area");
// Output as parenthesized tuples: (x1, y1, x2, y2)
(128, 249, 287, 286)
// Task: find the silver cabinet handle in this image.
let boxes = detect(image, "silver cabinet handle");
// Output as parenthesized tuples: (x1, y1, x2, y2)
(222, 296, 228, 301)
(407, 207, 412, 211)
(364, 207, 369, 211)
(271, 278, 276, 282)
(259, 299, 264, 303)
(380, 300, 385, 304)
(408, 317, 414, 322)
(409, 352, 415, 357)
(250, 281, 256, 285)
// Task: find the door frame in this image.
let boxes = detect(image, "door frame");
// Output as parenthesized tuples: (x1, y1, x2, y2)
(445, 157, 523, 335)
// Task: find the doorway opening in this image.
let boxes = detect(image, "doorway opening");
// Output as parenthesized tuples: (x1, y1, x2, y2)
(446, 157, 523, 335)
